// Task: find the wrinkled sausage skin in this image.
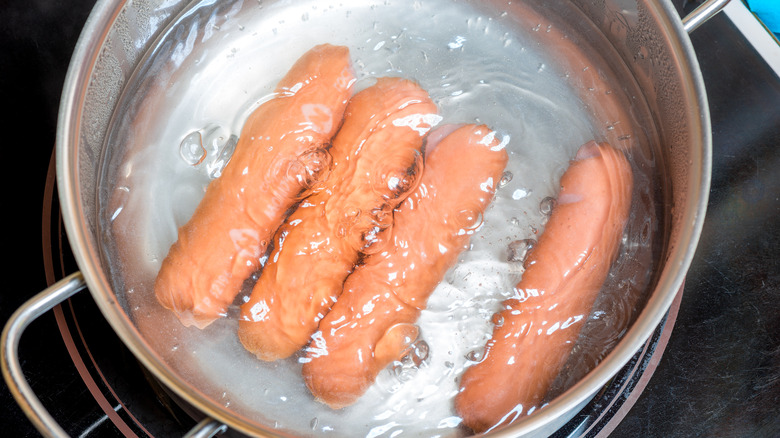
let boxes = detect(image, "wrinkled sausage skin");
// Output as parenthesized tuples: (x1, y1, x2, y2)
(455, 141, 633, 433)
(302, 124, 508, 409)
(238, 78, 438, 361)
(154, 44, 355, 328)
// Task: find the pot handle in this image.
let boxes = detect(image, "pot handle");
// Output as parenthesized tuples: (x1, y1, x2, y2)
(2, 272, 230, 438)
(682, 0, 732, 33)
(184, 418, 228, 438)
(1, 272, 87, 437)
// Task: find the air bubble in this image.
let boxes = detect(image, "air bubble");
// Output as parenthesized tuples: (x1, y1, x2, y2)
(391, 338, 429, 384)
(336, 206, 361, 238)
(539, 196, 556, 216)
(408, 339, 430, 366)
(498, 171, 513, 188)
(346, 207, 362, 220)
(354, 205, 395, 254)
(179, 131, 206, 166)
(454, 209, 484, 235)
(392, 360, 417, 383)
(289, 147, 333, 193)
(181, 124, 238, 179)
(491, 313, 505, 327)
(465, 349, 483, 362)
(208, 134, 238, 179)
(507, 239, 536, 263)
(373, 149, 422, 201)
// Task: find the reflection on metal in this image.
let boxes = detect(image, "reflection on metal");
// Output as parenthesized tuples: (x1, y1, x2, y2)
(184, 418, 228, 438)
(683, 0, 732, 33)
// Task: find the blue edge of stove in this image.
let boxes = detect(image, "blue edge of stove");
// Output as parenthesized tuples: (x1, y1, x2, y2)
(745, 0, 780, 39)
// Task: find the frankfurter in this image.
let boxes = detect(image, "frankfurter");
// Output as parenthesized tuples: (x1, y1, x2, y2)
(455, 141, 633, 433)
(238, 77, 438, 361)
(154, 44, 356, 329)
(300, 124, 508, 409)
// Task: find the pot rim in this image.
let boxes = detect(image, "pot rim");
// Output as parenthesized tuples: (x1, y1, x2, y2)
(55, 0, 711, 436)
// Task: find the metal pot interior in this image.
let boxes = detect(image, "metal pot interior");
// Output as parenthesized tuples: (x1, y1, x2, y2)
(57, 0, 709, 436)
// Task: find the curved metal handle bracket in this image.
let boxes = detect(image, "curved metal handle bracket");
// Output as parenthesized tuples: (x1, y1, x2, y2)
(2, 272, 87, 437)
(683, 0, 732, 33)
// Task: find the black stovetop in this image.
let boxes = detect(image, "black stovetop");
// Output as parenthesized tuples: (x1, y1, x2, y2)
(2, 0, 779, 436)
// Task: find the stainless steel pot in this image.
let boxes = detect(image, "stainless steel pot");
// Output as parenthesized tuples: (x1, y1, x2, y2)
(3, 0, 728, 436)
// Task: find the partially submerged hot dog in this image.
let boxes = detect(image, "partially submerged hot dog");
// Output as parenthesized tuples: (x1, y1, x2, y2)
(455, 141, 633, 433)
(154, 44, 356, 328)
(301, 124, 508, 409)
(238, 77, 438, 361)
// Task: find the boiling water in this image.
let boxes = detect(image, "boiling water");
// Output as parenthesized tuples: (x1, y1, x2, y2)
(100, 0, 659, 436)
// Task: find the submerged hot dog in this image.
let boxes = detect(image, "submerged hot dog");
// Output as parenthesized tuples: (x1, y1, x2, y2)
(455, 141, 633, 433)
(154, 44, 355, 328)
(238, 77, 438, 361)
(301, 124, 508, 409)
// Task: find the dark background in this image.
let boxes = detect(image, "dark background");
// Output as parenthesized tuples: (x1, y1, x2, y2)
(2, 0, 779, 436)
(1, 2, 102, 434)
